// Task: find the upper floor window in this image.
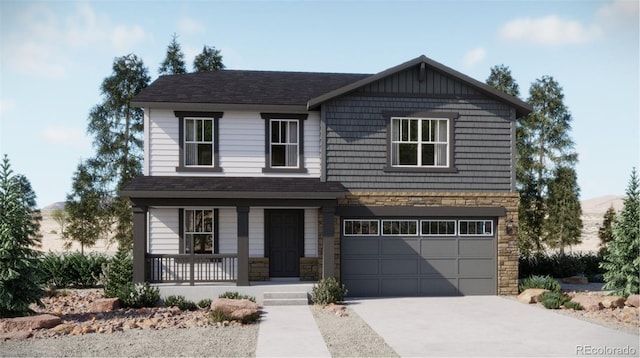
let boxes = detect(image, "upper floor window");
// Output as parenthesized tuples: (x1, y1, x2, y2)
(271, 119, 298, 167)
(391, 117, 449, 167)
(174, 111, 222, 172)
(185, 118, 213, 166)
(261, 113, 308, 173)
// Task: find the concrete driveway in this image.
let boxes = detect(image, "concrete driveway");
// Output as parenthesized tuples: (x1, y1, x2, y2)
(348, 296, 639, 357)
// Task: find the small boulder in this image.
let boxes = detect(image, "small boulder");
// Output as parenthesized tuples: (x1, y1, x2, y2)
(570, 294, 602, 311)
(517, 289, 550, 304)
(90, 298, 120, 312)
(1, 330, 33, 341)
(0, 314, 61, 332)
(625, 294, 640, 307)
(51, 323, 76, 335)
(599, 296, 626, 309)
(561, 276, 588, 285)
(210, 298, 260, 321)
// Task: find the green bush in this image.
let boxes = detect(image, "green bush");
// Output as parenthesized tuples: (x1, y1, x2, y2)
(563, 300, 583, 310)
(101, 247, 133, 299)
(197, 298, 212, 309)
(519, 275, 562, 293)
(519, 252, 604, 279)
(120, 282, 160, 308)
(218, 291, 256, 303)
(539, 291, 570, 309)
(209, 308, 259, 324)
(39, 252, 108, 288)
(311, 277, 348, 305)
(163, 295, 198, 311)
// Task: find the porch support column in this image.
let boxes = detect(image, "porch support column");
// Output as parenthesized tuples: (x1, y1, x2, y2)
(237, 206, 250, 286)
(322, 205, 336, 279)
(132, 205, 148, 283)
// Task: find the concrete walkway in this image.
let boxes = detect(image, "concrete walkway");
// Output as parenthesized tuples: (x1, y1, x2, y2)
(255, 305, 330, 357)
(349, 296, 639, 357)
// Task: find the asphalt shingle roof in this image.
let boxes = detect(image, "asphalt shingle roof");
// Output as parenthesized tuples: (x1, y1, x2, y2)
(132, 70, 371, 106)
(120, 176, 346, 199)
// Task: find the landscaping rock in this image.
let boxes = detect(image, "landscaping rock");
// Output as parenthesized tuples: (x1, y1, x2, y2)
(90, 298, 120, 312)
(599, 296, 626, 309)
(1, 330, 33, 341)
(0, 314, 61, 332)
(210, 298, 260, 321)
(561, 276, 588, 284)
(517, 289, 550, 304)
(569, 294, 602, 311)
(624, 294, 640, 307)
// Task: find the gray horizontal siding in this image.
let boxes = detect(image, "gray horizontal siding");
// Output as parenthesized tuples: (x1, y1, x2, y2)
(324, 93, 516, 192)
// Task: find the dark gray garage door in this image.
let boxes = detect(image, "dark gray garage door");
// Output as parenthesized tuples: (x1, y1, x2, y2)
(341, 218, 496, 296)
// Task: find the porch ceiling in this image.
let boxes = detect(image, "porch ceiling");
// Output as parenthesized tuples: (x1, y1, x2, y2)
(120, 176, 346, 200)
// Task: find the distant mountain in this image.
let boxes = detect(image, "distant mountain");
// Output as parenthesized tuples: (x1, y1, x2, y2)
(581, 195, 624, 214)
(42, 201, 65, 213)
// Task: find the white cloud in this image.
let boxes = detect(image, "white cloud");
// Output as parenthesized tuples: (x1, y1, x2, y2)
(2, 3, 149, 78)
(498, 15, 603, 46)
(596, 0, 639, 33)
(463, 47, 486, 67)
(40, 127, 91, 148)
(111, 25, 148, 53)
(178, 16, 205, 35)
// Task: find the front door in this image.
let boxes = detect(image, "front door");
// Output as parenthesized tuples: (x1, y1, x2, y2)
(266, 210, 304, 277)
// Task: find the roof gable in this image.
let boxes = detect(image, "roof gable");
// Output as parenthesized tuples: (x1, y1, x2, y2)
(308, 55, 532, 117)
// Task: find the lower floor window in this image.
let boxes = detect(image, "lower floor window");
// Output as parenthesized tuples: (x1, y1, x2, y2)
(183, 209, 217, 254)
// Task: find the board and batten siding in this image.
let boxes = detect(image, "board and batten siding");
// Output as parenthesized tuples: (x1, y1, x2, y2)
(147, 207, 319, 257)
(147, 109, 321, 177)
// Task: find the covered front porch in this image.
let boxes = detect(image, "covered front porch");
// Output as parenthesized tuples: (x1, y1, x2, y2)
(121, 176, 345, 287)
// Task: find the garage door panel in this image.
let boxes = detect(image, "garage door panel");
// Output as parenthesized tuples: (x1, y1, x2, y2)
(421, 258, 457, 275)
(459, 258, 494, 276)
(459, 278, 495, 295)
(343, 259, 379, 275)
(344, 279, 380, 297)
(382, 279, 418, 296)
(420, 278, 459, 296)
(382, 239, 419, 255)
(421, 240, 457, 257)
(343, 239, 379, 255)
(382, 259, 418, 274)
(459, 240, 494, 257)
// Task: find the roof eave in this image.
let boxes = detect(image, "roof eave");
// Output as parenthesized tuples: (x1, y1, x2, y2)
(131, 101, 310, 113)
(120, 190, 345, 200)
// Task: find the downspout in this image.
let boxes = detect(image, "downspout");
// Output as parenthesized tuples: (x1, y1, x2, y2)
(320, 104, 327, 183)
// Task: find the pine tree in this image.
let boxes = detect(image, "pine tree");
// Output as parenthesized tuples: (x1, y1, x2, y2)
(601, 168, 640, 296)
(543, 166, 583, 253)
(598, 206, 617, 254)
(486, 64, 520, 97)
(64, 162, 112, 254)
(520, 76, 579, 252)
(158, 33, 187, 75)
(87, 54, 150, 249)
(193, 45, 225, 72)
(0, 155, 45, 317)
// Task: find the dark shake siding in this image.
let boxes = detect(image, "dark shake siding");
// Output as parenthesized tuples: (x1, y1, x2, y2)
(323, 67, 517, 192)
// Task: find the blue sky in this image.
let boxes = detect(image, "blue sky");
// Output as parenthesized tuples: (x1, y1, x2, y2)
(1, 0, 638, 208)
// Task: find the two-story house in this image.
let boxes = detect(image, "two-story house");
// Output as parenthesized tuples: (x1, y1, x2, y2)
(121, 55, 531, 297)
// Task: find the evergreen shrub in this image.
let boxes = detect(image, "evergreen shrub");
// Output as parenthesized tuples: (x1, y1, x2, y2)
(311, 277, 348, 305)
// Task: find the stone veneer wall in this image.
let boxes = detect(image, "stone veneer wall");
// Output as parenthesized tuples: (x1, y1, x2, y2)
(337, 192, 520, 295)
(300, 257, 320, 281)
(317, 211, 341, 282)
(248, 258, 269, 281)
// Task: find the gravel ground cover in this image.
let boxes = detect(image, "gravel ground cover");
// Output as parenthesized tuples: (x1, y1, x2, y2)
(0, 325, 259, 357)
(312, 304, 398, 357)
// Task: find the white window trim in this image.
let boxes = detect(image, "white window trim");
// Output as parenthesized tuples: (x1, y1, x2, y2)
(390, 117, 449, 168)
(420, 220, 457, 236)
(343, 219, 381, 236)
(458, 220, 494, 236)
(269, 118, 300, 168)
(381, 219, 419, 236)
(184, 117, 214, 167)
